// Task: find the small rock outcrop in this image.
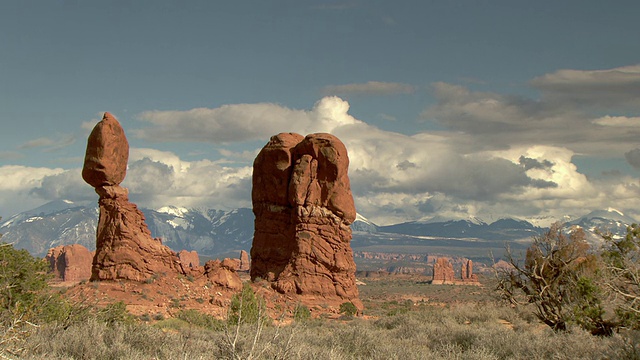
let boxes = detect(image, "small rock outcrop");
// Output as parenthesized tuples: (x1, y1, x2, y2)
(83, 112, 184, 282)
(46, 244, 93, 282)
(178, 250, 200, 269)
(239, 250, 250, 271)
(251, 133, 361, 308)
(204, 259, 242, 290)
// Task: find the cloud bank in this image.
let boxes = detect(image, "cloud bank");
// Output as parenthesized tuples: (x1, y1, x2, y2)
(3, 65, 640, 225)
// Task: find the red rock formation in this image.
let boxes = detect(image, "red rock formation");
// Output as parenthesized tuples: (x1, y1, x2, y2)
(204, 259, 242, 290)
(431, 257, 456, 284)
(46, 244, 93, 282)
(83, 112, 184, 282)
(431, 257, 480, 285)
(82, 112, 129, 188)
(251, 133, 361, 309)
(461, 259, 478, 282)
(178, 250, 200, 269)
(239, 250, 250, 271)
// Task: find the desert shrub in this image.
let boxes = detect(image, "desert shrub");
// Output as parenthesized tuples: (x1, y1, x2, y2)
(176, 308, 225, 331)
(154, 317, 191, 331)
(293, 303, 311, 322)
(600, 224, 640, 329)
(24, 318, 207, 360)
(228, 282, 268, 325)
(497, 223, 609, 333)
(97, 301, 135, 325)
(18, 300, 637, 360)
(0, 242, 50, 314)
(339, 301, 358, 318)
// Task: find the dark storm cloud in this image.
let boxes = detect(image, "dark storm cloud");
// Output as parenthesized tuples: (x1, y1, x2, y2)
(624, 148, 640, 170)
(519, 156, 554, 171)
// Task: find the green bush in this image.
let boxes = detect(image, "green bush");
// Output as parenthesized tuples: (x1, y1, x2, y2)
(176, 309, 225, 331)
(601, 224, 640, 329)
(228, 282, 268, 325)
(97, 301, 135, 325)
(0, 242, 50, 314)
(339, 302, 358, 318)
(293, 304, 311, 322)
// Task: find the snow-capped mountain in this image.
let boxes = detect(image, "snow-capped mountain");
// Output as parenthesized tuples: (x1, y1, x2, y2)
(377, 216, 543, 241)
(0, 201, 255, 257)
(142, 206, 254, 256)
(567, 208, 638, 244)
(351, 213, 379, 233)
(2, 200, 636, 258)
(0, 200, 98, 256)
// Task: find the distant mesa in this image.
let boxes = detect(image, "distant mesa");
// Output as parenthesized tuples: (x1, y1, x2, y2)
(431, 257, 480, 285)
(251, 132, 362, 310)
(82, 112, 184, 282)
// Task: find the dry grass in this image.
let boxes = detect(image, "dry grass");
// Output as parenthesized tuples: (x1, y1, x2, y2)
(15, 302, 640, 360)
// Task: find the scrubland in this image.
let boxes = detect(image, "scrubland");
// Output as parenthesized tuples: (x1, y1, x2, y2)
(15, 301, 640, 360)
(2, 276, 638, 360)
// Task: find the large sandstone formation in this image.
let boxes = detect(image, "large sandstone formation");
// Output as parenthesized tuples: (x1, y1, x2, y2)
(83, 112, 184, 282)
(431, 257, 456, 284)
(431, 257, 480, 285)
(251, 133, 360, 308)
(46, 244, 93, 282)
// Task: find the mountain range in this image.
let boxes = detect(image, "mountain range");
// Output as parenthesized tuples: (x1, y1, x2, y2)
(0, 200, 635, 258)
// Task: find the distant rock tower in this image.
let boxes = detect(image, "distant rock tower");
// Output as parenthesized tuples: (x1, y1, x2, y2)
(431, 257, 480, 285)
(251, 133, 361, 309)
(82, 112, 184, 281)
(461, 259, 479, 283)
(431, 258, 456, 284)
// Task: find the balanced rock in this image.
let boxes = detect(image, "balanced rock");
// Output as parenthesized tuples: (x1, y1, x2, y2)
(83, 112, 184, 282)
(46, 244, 93, 282)
(82, 112, 129, 188)
(251, 133, 360, 308)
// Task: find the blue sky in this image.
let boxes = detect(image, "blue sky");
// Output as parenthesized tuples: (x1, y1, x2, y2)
(1, 1, 640, 225)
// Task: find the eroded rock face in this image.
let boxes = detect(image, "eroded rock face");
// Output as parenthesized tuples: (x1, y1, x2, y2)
(178, 250, 200, 269)
(251, 133, 360, 308)
(204, 259, 242, 290)
(239, 250, 250, 271)
(83, 112, 183, 282)
(432, 258, 456, 284)
(461, 259, 479, 283)
(431, 257, 480, 285)
(46, 244, 93, 282)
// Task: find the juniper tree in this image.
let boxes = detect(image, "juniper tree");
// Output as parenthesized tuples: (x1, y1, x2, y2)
(497, 223, 609, 333)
